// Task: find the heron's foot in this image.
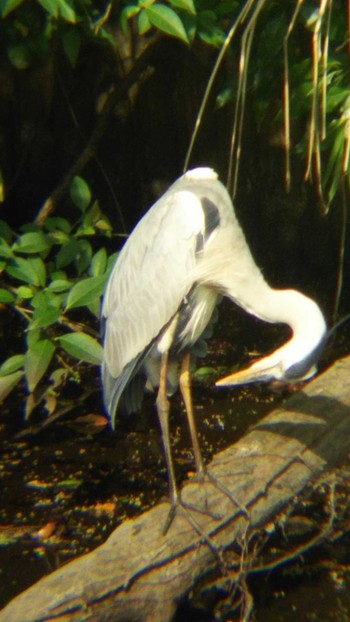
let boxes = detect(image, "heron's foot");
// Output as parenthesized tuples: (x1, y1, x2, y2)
(192, 468, 250, 520)
(163, 496, 226, 573)
(163, 494, 221, 535)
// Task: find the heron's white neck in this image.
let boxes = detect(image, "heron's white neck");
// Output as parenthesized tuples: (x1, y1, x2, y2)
(193, 227, 326, 376)
(226, 280, 327, 374)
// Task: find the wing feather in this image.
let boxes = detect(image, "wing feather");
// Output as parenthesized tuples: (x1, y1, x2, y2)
(102, 189, 205, 379)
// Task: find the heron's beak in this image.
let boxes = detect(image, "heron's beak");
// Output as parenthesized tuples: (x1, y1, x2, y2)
(215, 357, 278, 386)
(215, 356, 318, 387)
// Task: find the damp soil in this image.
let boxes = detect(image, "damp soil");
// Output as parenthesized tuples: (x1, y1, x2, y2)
(1, 300, 350, 620)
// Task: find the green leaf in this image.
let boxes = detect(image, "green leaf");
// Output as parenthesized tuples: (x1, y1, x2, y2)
(87, 299, 101, 318)
(57, 0, 77, 23)
(12, 231, 52, 254)
(0, 238, 13, 259)
(48, 279, 72, 293)
(145, 4, 189, 43)
(26, 328, 41, 349)
(65, 274, 107, 310)
(44, 217, 71, 234)
(20, 223, 42, 234)
(24, 339, 55, 392)
(75, 239, 92, 274)
(6, 256, 46, 287)
(138, 9, 151, 34)
(0, 219, 13, 242)
(0, 354, 24, 376)
(121, 4, 140, 33)
(16, 285, 34, 300)
(0, 288, 15, 303)
(62, 28, 81, 65)
(59, 332, 102, 365)
(37, 0, 59, 16)
(0, 371, 23, 403)
(168, 0, 195, 15)
(56, 239, 80, 268)
(7, 43, 31, 69)
(80, 201, 101, 230)
(95, 215, 112, 233)
(30, 306, 61, 331)
(70, 176, 91, 212)
(31, 289, 61, 310)
(89, 247, 107, 277)
(1, 0, 25, 17)
(197, 11, 225, 48)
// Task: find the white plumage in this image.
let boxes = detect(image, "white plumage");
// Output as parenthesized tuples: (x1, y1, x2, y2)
(101, 167, 326, 512)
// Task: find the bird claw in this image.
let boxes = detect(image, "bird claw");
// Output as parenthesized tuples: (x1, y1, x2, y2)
(163, 495, 221, 535)
(162, 497, 227, 574)
(191, 468, 250, 520)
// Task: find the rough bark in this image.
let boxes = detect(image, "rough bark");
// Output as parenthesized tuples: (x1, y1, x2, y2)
(1, 355, 350, 622)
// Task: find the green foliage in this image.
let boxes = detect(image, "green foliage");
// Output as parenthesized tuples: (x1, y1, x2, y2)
(121, 0, 232, 47)
(0, 176, 117, 419)
(0, 0, 112, 69)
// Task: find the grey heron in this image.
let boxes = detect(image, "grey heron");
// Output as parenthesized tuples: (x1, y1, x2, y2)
(101, 167, 326, 519)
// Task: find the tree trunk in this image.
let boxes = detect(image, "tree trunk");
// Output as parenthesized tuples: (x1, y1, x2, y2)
(1, 355, 350, 622)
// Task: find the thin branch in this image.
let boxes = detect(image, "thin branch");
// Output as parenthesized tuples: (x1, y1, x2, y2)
(183, 0, 257, 174)
(228, 0, 267, 197)
(332, 178, 348, 321)
(283, 0, 306, 192)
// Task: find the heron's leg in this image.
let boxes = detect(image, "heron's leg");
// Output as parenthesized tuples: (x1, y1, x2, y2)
(180, 353, 249, 519)
(156, 349, 179, 507)
(179, 351, 205, 478)
(157, 351, 221, 537)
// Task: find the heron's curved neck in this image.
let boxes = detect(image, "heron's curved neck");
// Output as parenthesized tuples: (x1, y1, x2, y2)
(228, 281, 327, 363)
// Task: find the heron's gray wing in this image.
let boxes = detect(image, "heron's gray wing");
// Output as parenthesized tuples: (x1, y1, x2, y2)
(101, 189, 206, 409)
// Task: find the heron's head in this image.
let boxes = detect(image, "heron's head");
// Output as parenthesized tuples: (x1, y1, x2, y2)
(215, 339, 324, 387)
(216, 302, 328, 388)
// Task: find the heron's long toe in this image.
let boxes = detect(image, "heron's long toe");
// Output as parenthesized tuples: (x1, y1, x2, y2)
(190, 468, 250, 520)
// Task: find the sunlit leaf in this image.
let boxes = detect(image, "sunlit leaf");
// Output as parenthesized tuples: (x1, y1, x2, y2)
(89, 247, 107, 277)
(12, 231, 52, 254)
(48, 279, 72, 293)
(168, 0, 195, 15)
(70, 176, 91, 212)
(59, 332, 102, 365)
(0, 238, 13, 259)
(16, 285, 33, 299)
(121, 4, 140, 33)
(95, 216, 112, 233)
(0, 370, 23, 403)
(0, 354, 24, 376)
(1, 0, 25, 17)
(24, 339, 55, 392)
(37, 0, 59, 16)
(0, 288, 15, 303)
(138, 9, 151, 34)
(145, 4, 189, 43)
(57, 0, 77, 22)
(65, 274, 107, 310)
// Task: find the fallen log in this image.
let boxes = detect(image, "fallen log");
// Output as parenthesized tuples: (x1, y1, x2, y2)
(1, 355, 350, 622)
